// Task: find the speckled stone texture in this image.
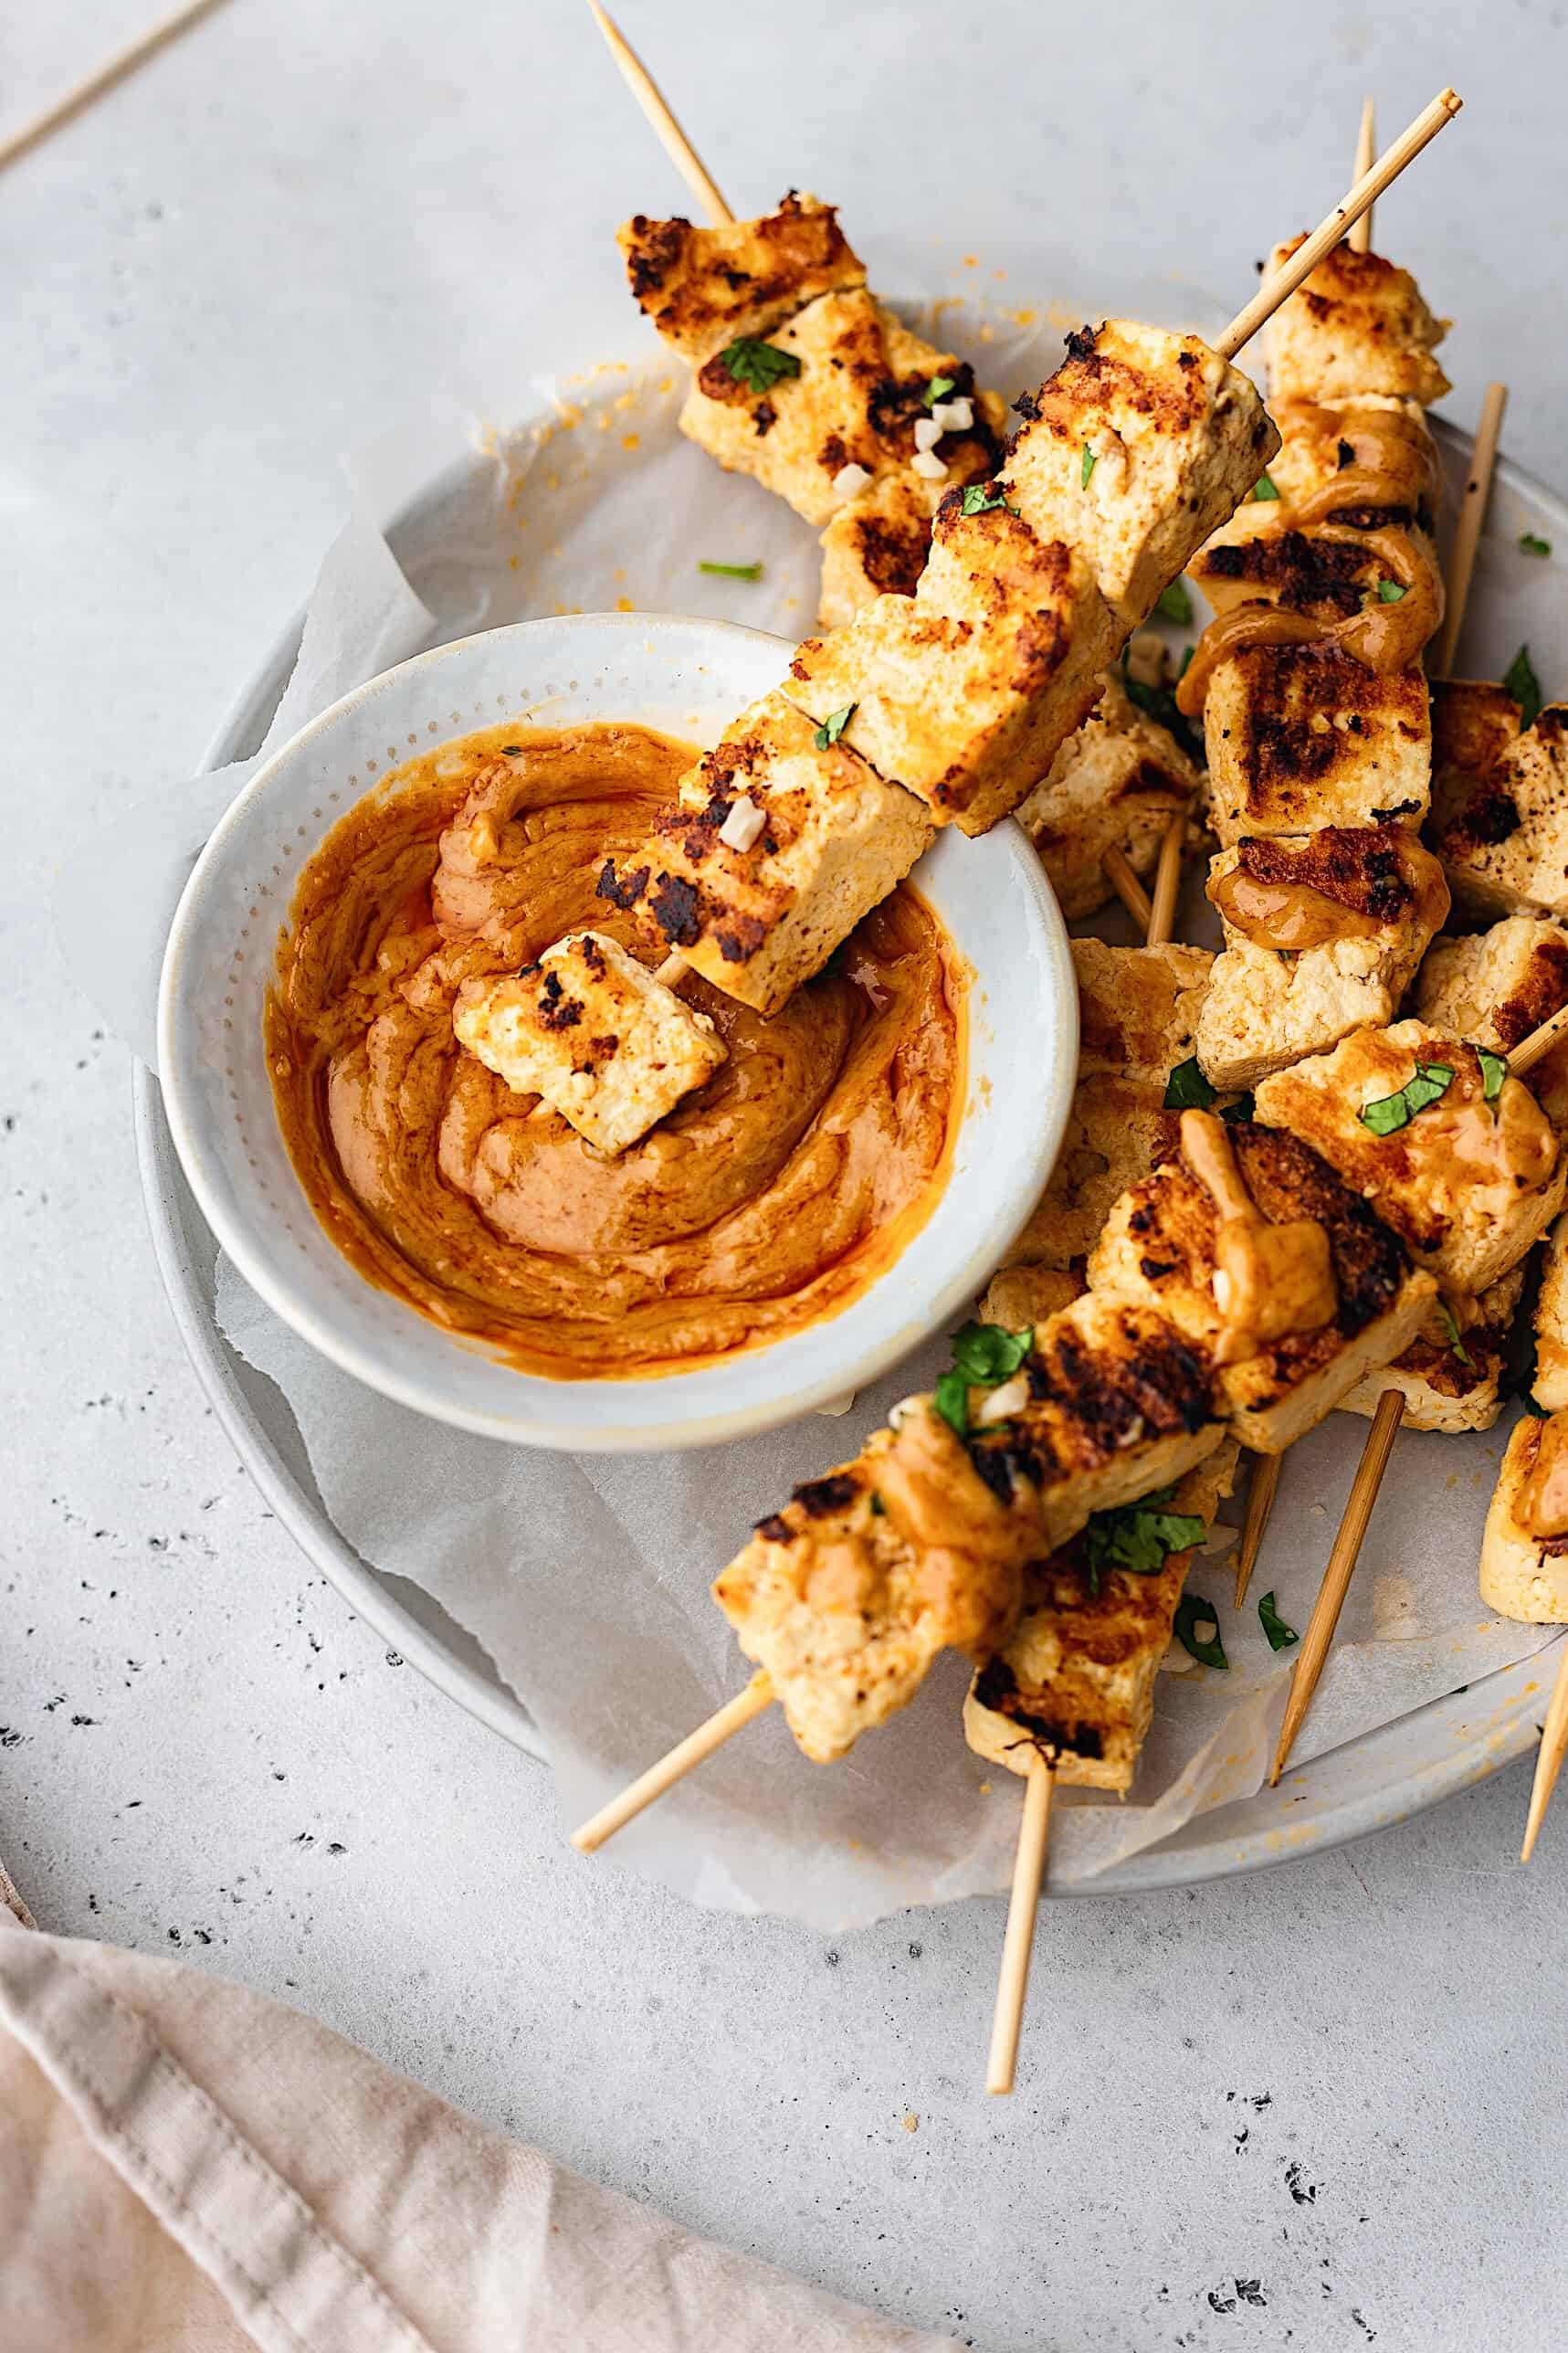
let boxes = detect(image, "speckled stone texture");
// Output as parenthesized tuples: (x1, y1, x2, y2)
(5, 5, 1567, 2346)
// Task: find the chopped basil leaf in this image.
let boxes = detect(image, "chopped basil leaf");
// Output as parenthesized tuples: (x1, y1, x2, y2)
(1523, 1394, 1551, 1418)
(1156, 579, 1194, 627)
(1120, 650, 1204, 764)
(951, 1320, 1033, 1386)
(868, 1491, 887, 1516)
(1178, 644, 1195, 679)
(1520, 533, 1552, 558)
(924, 375, 957, 408)
(1478, 1047, 1508, 1102)
(1081, 443, 1097, 488)
(1436, 1297, 1474, 1368)
(1357, 1060, 1455, 1135)
(1163, 1056, 1217, 1111)
(814, 703, 857, 750)
(1505, 643, 1544, 730)
(933, 1366, 971, 1437)
(698, 559, 763, 581)
(1251, 472, 1280, 501)
(717, 336, 802, 395)
(1258, 1589, 1300, 1651)
(959, 484, 1020, 517)
(1173, 1592, 1228, 1669)
(1220, 1092, 1256, 1125)
(1375, 579, 1407, 603)
(1083, 1487, 1208, 1582)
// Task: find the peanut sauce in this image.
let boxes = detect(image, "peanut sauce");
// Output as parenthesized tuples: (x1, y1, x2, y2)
(1178, 525, 1444, 715)
(266, 721, 964, 1380)
(1180, 1110, 1338, 1364)
(1517, 1409, 1568, 1540)
(1207, 868, 1385, 951)
(1285, 401, 1440, 527)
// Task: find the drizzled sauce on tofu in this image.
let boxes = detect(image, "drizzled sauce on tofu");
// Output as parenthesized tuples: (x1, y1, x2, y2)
(1178, 1110, 1338, 1362)
(1516, 1410, 1568, 1539)
(1208, 868, 1385, 950)
(267, 721, 963, 1379)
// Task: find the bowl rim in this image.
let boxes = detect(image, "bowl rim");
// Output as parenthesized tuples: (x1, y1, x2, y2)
(156, 608, 1078, 1451)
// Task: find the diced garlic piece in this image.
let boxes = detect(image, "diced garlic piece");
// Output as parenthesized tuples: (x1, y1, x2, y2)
(913, 416, 944, 454)
(975, 1372, 1030, 1425)
(931, 396, 973, 433)
(831, 460, 872, 499)
(718, 792, 767, 851)
(910, 449, 949, 480)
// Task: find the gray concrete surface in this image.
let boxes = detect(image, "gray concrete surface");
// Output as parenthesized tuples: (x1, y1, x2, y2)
(4, 4, 1566, 2346)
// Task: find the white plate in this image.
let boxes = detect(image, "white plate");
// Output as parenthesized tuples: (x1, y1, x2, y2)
(137, 412, 1568, 1894)
(156, 612, 1076, 1452)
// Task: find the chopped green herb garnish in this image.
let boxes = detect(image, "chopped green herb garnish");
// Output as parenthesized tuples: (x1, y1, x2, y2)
(1478, 1047, 1509, 1103)
(1357, 1061, 1455, 1136)
(1258, 1590, 1300, 1651)
(1524, 1394, 1552, 1418)
(1173, 1592, 1228, 1670)
(868, 1491, 887, 1516)
(717, 336, 802, 395)
(1251, 472, 1280, 501)
(1436, 1297, 1474, 1369)
(1083, 1487, 1208, 1585)
(1375, 579, 1408, 603)
(959, 484, 1020, 517)
(925, 375, 957, 408)
(1081, 443, 1097, 488)
(1520, 533, 1552, 558)
(1178, 644, 1195, 679)
(1164, 1056, 1217, 1111)
(1156, 579, 1194, 627)
(814, 703, 857, 751)
(1506, 643, 1544, 730)
(698, 559, 763, 582)
(933, 1321, 1035, 1439)
(1120, 649, 1204, 764)
(1220, 1092, 1256, 1125)
(933, 1368, 971, 1436)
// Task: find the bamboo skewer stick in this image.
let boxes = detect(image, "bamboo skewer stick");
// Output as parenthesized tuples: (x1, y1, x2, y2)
(1145, 816, 1186, 947)
(1508, 997, 1568, 1082)
(571, 1673, 774, 1852)
(1234, 1452, 1282, 1609)
(1102, 846, 1154, 931)
(1520, 1640, 1568, 1862)
(1215, 90, 1462, 363)
(1433, 381, 1510, 677)
(985, 1752, 1055, 2094)
(586, 1, 734, 226)
(0, 1851, 37, 1931)
(0, 0, 228, 177)
(1348, 100, 1378, 253)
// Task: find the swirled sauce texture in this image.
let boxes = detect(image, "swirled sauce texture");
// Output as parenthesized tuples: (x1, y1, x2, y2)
(267, 723, 963, 1378)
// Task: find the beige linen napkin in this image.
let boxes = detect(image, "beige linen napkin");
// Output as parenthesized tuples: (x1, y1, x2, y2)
(0, 1911, 953, 2352)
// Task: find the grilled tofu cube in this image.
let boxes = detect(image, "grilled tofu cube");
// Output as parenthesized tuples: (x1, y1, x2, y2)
(816, 472, 944, 628)
(452, 931, 726, 1156)
(1254, 1021, 1565, 1296)
(1338, 1265, 1525, 1434)
(1016, 669, 1201, 918)
(1196, 827, 1450, 1090)
(788, 497, 1119, 834)
(998, 320, 1279, 626)
(711, 1425, 1031, 1763)
(680, 290, 1006, 528)
(616, 192, 865, 363)
(1204, 645, 1431, 843)
(599, 691, 934, 1017)
(1262, 237, 1451, 406)
(1479, 1412, 1568, 1622)
(1071, 937, 1215, 1083)
(1204, 396, 1438, 552)
(1088, 1121, 1439, 1451)
(1193, 517, 1439, 624)
(999, 1073, 1177, 1284)
(1428, 677, 1525, 829)
(1532, 1209, 1568, 1410)
(1415, 915, 1568, 1132)
(1434, 707, 1568, 923)
(962, 1439, 1241, 1792)
(978, 1262, 1083, 1331)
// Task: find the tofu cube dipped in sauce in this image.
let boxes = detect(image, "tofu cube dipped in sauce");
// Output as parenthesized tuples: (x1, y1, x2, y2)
(1195, 825, 1450, 1092)
(1480, 1217, 1568, 1620)
(616, 191, 866, 364)
(962, 1438, 1241, 1793)
(1261, 237, 1452, 407)
(1205, 395, 1439, 550)
(1253, 1021, 1565, 1299)
(1337, 1263, 1526, 1435)
(598, 690, 934, 1018)
(1416, 914, 1568, 1133)
(1433, 705, 1568, 923)
(1203, 643, 1432, 844)
(451, 930, 727, 1157)
(1016, 668, 1202, 919)
(1086, 1111, 1439, 1451)
(997, 320, 1279, 628)
(787, 494, 1120, 836)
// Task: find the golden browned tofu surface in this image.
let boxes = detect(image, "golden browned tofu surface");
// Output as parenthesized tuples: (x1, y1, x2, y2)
(1016, 670, 1200, 919)
(1479, 1415, 1568, 1622)
(1533, 1209, 1568, 1412)
(1192, 518, 1440, 627)
(598, 691, 933, 1016)
(1254, 1021, 1565, 1296)
(1428, 678, 1525, 829)
(978, 1262, 1083, 1332)
(788, 498, 1119, 834)
(1339, 1264, 1525, 1434)
(1434, 707, 1568, 923)
(1004, 1073, 1177, 1282)
(452, 930, 727, 1156)
(1088, 1120, 1438, 1450)
(681, 290, 1006, 528)
(1263, 237, 1451, 406)
(1204, 645, 1431, 842)
(962, 1439, 1240, 1791)
(616, 192, 865, 363)
(1071, 938, 1215, 1082)
(1415, 916, 1568, 1133)
(999, 320, 1279, 624)
(816, 471, 945, 628)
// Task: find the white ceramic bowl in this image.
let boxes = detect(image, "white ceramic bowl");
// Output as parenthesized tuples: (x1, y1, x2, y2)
(158, 612, 1077, 1451)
